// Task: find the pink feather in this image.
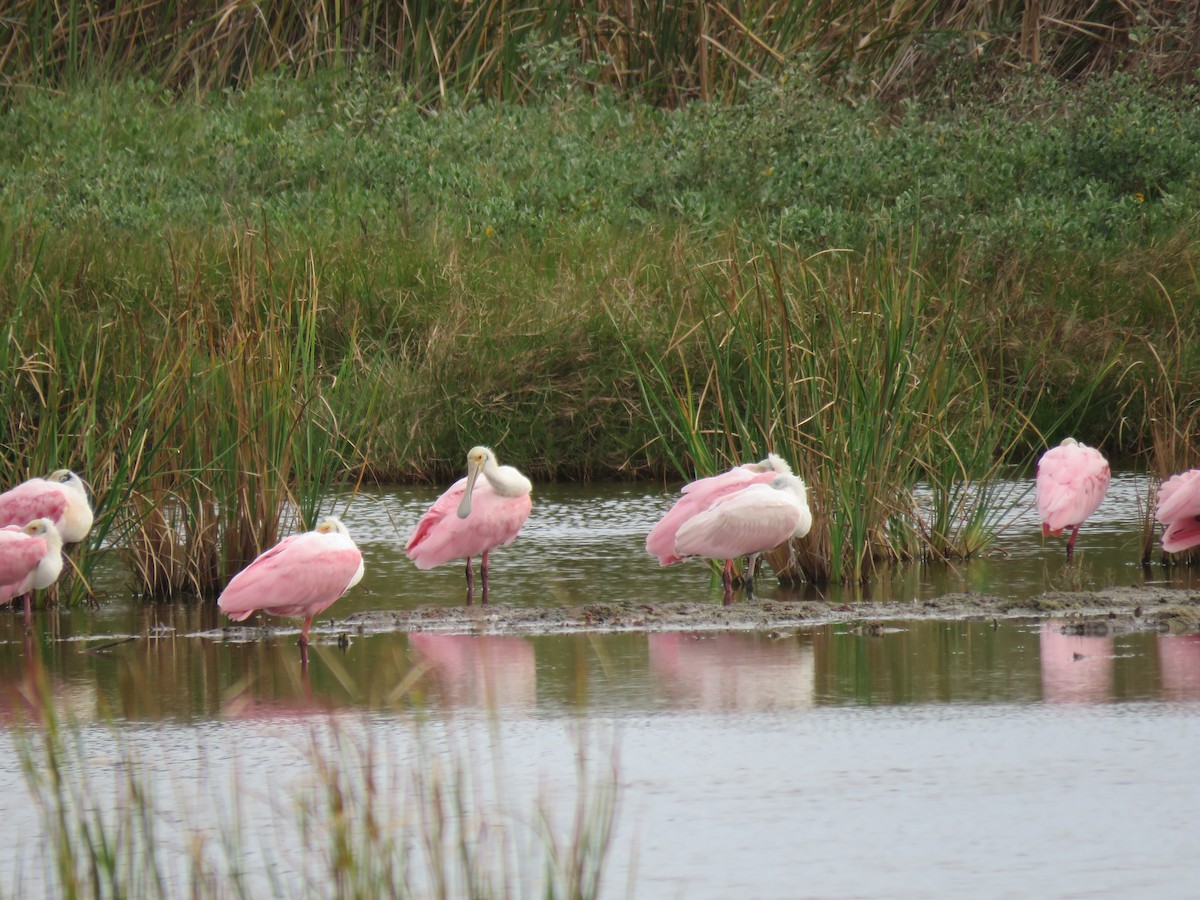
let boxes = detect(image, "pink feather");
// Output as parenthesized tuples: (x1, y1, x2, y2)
(1036, 441, 1110, 535)
(1156, 468, 1200, 554)
(406, 477, 531, 569)
(217, 524, 363, 623)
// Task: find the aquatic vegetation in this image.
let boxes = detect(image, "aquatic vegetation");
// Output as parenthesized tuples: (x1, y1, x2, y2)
(617, 239, 1123, 584)
(13, 667, 618, 898)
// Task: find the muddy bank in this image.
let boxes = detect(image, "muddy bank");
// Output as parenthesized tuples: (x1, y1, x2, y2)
(197, 586, 1200, 644)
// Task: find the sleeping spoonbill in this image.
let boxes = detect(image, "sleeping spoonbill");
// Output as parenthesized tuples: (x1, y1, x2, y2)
(1155, 468, 1200, 553)
(217, 516, 363, 669)
(1035, 438, 1110, 562)
(673, 471, 813, 604)
(406, 446, 532, 605)
(0, 519, 64, 629)
(0, 469, 94, 544)
(646, 454, 794, 566)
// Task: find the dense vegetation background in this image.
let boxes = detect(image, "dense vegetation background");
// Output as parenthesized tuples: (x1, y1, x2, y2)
(2, 1, 1198, 588)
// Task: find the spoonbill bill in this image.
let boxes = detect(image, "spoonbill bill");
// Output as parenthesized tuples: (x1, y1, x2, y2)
(406, 446, 532, 605)
(217, 516, 363, 668)
(0, 519, 64, 628)
(1155, 468, 1200, 553)
(672, 471, 812, 603)
(1035, 438, 1110, 562)
(646, 454, 794, 566)
(0, 469, 93, 544)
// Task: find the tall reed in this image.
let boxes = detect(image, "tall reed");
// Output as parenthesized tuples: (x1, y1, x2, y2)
(3, 1, 1191, 104)
(14, 669, 619, 898)
(617, 238, 1082, 584)
(0, 221, 381, 602)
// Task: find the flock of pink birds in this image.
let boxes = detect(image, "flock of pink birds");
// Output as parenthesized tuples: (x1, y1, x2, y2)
(3, 438, 1200, 667)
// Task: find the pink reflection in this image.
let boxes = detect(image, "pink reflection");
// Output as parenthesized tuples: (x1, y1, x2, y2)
(409, 634, 536, 711)
(1038, 622, 1113, 704)
(1159, 634, 1200, 701)
(648, 632, 813, 711)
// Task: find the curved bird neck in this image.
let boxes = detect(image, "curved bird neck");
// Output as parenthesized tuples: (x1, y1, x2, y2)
(483, 461, 532, 498)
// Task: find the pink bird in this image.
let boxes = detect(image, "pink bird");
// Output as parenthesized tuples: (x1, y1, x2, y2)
(405, 446, 532, 605)
(646, 454, 794, 566)
(0, 469, 94, 544)
(1035, 438, 1110, 562)
(217, 516, 364, 668)
(1155, 468, 1200, 553)
(0, 519, 64, 628)
(672, 471, 812, 603)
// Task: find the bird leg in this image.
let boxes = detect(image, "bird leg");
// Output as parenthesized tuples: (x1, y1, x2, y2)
(744, 553, 760, 600)
(722, 559, 734, 606)
(481, 551, 490, 606)
(299, 615, 312, 670)
(465, 558, 475, 606)
(1066, 524, 1081, 563)
(22, 592, 32, 636)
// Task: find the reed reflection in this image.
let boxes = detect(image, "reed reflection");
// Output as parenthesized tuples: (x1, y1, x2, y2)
(1039, 621, 1113, 703)
(647, 632, 814, 711)
(408, 634, 537, 711)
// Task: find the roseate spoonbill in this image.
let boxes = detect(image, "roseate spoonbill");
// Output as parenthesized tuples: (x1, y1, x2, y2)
(0, 470, 93, 544)
(646, 454, 793, 566)
(1035, 438, 1110, 562)
(1155, 468, 1200, 553)
(405, 446, 532, 605)
(673, 471, 813, 603)
(217, 516, 364, 668)
(0, 519, 64, 628)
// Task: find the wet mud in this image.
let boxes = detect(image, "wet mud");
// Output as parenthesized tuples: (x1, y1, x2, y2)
(200, 586, 1200, 643)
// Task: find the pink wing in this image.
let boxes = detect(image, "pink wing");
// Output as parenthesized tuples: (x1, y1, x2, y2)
(0, 483, 68, 531)
(0, 532, 48, 602)
(674, 484, 803, 561)
(405, 477, 468, 559)
(1036, 445, 1110, 534)
(406, 480, 530, 568)
(647, 466, 778, 565)
(218, 533, 362, 621)
(1157, 469, 1200, 553)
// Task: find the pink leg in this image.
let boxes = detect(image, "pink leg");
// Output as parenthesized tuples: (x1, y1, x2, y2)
(481, 550, 490, 606)
(23, 592, 33, 635)
(299, 615, 312, 670)
(464, 557, 475, 606)
(722, 559, 734, 606)
(1066, 524, 1081, 563)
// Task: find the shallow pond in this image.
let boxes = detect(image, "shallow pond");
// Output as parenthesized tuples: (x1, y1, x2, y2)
(2, 474, 1199, 897)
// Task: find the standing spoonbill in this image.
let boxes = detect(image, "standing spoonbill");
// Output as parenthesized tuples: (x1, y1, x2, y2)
(217, 516, 363, 669)
(1035, 438, 1110, 562)
(1155, 468, 1200, 553)
(406, 446, 532, 605)
(673, 472, 813, 604)
(0, 519, 64, 629)
(0, 470, 94, 544)
(647, 454, 794, 566)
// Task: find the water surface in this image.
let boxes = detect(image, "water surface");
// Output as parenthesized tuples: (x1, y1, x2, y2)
(2, 473, 1199, 897)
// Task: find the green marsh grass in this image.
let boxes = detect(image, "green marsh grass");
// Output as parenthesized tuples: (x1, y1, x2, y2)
(14, 664, 619, 898)
(3, 60, 1200, 597)
(1, 224, 381, 602)
(617, 239, 1125, 584)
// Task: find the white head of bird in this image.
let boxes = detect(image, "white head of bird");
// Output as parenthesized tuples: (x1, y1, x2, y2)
(456, 446, 533, 519)
(772, 473, 814, 539)
(23, 518, 65, 588)
(49, 468, 94, 542)
(749, 454, 793, 476)
(314, 516, 351, 537)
